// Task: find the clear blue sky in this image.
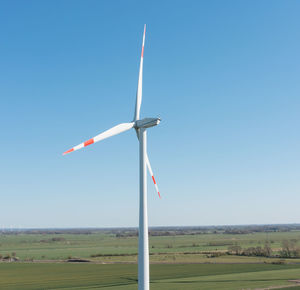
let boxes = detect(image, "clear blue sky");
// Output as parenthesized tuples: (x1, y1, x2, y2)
(1, 0, 299, 228)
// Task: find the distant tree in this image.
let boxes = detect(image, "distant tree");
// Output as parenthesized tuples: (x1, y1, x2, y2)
(228, 245, 242, 255)
(294, 247, 300, 257)
(254, 246, 263, 256)
(3, 254, 11, 260)
(280, 240, 300, 258)
(281, 240, 292, 258)
(241, 246, 270, 257)
(264, 242, 272, 257)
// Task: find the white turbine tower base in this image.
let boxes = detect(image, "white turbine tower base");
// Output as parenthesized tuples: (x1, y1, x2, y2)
(63, 25, 160, 290)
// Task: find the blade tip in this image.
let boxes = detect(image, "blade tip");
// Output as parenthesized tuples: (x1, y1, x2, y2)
(63, 148, 74, 155)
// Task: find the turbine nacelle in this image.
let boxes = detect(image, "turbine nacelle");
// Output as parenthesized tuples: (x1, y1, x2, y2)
(135, 117, 161, 129)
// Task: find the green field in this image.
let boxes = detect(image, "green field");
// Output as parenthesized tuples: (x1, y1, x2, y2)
(0, 263, 300, 289)
(1, 230, 300, 263)
(1, 228, 300, 289)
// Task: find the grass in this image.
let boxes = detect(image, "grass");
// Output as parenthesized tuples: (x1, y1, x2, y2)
(0, 263, 300, 289)
(1, 231, 300, 288)
(151, 267, 300, 290)
(1, 231, 300, 262)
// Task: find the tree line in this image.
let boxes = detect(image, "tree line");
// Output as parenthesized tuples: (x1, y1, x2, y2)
(228, 240, 300, 258)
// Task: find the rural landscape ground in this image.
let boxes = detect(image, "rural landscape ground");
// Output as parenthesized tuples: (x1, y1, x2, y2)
(1, 225, 300, 289)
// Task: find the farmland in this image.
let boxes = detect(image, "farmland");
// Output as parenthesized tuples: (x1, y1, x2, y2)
(1, 225, 300, 263)
(1, 263, 300, 289)
(1, 225, 300, 289)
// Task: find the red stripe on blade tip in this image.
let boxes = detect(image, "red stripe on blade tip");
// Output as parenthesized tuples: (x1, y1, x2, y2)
(158, 192, 161, 198)
(141, 46, 144, 58)
(84, 138, 94, 147)
(152, 176, 156, 184)
(63, 148, 74, 155)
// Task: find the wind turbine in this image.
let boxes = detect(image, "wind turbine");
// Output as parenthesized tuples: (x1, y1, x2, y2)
(63, 25, 160, 290)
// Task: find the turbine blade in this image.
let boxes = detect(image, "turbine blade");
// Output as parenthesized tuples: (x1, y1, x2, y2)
(146, 154, 161, 198)
(133, 24, 146, 121)
(63, 122, 134, 155)
(135, 128, 161, 198)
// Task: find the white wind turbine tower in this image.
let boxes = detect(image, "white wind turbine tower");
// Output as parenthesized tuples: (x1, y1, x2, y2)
(63, 25, 160, 290)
